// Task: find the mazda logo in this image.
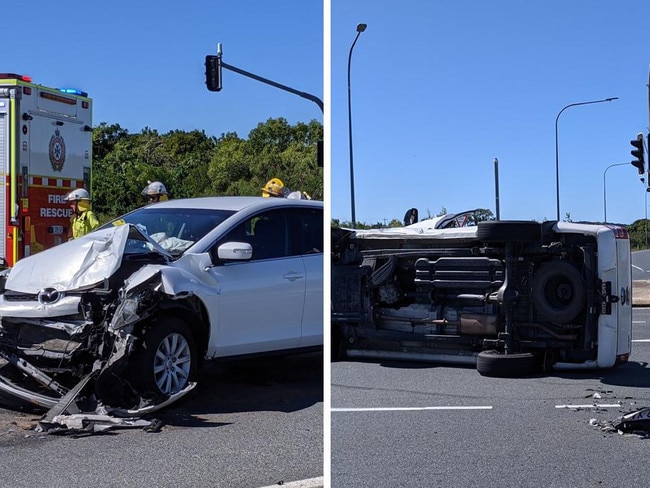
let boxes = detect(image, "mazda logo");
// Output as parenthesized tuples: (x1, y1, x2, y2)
(38, 288, 62, 304)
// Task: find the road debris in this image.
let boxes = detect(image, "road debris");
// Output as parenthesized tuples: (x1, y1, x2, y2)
(588, 407, 650, 438)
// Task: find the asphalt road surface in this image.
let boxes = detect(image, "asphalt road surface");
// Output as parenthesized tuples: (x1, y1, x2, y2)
(331, 309, 650, 488)
(0, 352, 323, 488)
(632, 250, 650, 281)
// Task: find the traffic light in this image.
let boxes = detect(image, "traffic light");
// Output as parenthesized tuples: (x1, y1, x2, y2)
(205, 55, 222, 92)
(631, 132, 645, 175)
(631, 133, 644, 170)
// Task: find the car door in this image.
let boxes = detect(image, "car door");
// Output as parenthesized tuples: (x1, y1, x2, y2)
(206, 208, 305, 357)
(290, 206, 323, 348)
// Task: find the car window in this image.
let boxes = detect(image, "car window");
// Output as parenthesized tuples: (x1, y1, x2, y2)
(105, 208, 235, 256)
(216, 209, 290, 261)
(293, 207, 323, 255)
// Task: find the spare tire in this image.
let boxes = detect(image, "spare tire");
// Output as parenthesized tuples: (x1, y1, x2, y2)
(532, 260, 586, 323)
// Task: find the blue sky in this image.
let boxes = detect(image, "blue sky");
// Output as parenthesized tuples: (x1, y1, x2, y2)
(5, 1, 650, 226)
(331, 0, 649, 225)
(2, 0, 323, 140)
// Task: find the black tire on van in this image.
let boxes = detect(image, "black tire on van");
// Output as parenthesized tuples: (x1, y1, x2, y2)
(476, 349, 539, 377)
(532, 260, 586, 323)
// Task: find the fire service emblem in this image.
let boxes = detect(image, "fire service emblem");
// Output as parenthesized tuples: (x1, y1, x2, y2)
(49, 129, 66, 171)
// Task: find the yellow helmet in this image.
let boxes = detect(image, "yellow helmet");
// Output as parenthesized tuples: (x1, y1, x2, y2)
(262, 178, 288, 198)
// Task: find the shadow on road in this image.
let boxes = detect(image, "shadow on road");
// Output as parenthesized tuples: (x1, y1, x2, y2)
(0, 351, 323, 431)
(340, 356, 650, 390)
(548, 360, 650, 388)
(140, 351, 323, 428)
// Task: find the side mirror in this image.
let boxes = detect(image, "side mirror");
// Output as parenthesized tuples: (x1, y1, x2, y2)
(403, 208, 418, 226)
(214, 241, 253, 262)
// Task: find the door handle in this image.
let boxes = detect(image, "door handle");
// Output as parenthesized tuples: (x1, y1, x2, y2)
(283, 272, 304, 282)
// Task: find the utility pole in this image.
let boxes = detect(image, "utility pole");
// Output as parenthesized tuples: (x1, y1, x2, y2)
(494, 158, 500, 220)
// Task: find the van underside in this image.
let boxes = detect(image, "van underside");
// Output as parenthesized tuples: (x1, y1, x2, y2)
(331, 221, 624, 377)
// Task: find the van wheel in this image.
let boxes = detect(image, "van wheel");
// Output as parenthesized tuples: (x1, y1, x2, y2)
(134, 317, 197, 398)
(476, 350, 539, 377)
(532, 261, 586, 323)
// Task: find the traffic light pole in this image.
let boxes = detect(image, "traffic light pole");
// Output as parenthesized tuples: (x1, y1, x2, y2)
(206, 45, 323, 113)
(219, 59, 323, 113)
(494, 158, 500, 220)
(205, 46, 324, 167)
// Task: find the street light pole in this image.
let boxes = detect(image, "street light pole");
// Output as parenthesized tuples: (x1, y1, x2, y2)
(494, 158, 500, 220)
(555, 97, 618, 221)
(347, 23, 367, 228)
(602, 162, 627, 223)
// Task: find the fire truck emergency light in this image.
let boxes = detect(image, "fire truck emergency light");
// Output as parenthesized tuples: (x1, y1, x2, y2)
(0, 73, 32, 82)
(59, 88, 88, 97)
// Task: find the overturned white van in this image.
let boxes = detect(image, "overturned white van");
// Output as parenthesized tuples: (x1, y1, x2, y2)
(331, 216, 632, 377)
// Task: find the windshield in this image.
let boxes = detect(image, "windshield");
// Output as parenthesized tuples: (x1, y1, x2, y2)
(105, 208, 236, 256)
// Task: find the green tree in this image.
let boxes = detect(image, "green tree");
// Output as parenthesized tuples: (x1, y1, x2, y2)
(92, 118, 322, 221)
(92, 122, 129, 161)
(160, 130, 217, 199)
(207, 118, 323, 199)
(628, 219, 649, 250)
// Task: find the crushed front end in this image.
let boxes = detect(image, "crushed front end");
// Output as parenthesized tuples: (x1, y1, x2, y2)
(0, 225, 194, 432)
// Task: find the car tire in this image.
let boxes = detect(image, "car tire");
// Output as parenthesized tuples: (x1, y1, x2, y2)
(477, 221, 541, 243)
(532, 260, 586, 323)
(135, 317, 198, 398)
(476, 349, 539, 377)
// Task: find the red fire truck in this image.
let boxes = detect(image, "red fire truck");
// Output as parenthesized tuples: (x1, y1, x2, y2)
(0, 73, 92, 266)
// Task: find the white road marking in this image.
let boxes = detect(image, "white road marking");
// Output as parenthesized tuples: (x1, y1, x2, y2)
(258, 477, 324, 488)
(632, 339, 650, 343)
(331, 406, 493, 412)
(633, 321, 645, 324)
(555, 403, 621, 409)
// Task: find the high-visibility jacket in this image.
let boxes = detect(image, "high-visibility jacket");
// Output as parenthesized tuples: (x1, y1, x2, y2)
(71, 210, 100, 239)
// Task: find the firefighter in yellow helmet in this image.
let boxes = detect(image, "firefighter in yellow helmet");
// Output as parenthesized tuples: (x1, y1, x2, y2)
(142, 181, 169, 204)
(262, 178, 290, 198)
(262, 177, 313, 200)
(64, 188, 100, 239)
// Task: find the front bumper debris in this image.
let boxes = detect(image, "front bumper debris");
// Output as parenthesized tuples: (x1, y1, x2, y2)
(0, 351, 196, 435)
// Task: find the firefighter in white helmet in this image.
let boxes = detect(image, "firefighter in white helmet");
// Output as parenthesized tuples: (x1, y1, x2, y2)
(287, 189, 312, 200)
(64, 188, 100, 239)
(142, 180, 169, 204)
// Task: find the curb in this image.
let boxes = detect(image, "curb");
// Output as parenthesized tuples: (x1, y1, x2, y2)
(633, 280, 650, 307)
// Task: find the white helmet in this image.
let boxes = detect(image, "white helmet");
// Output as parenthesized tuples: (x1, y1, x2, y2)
(64, 188, 91, 201)
(142, 180, 168, 197)
(287, 190, 311, 200)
